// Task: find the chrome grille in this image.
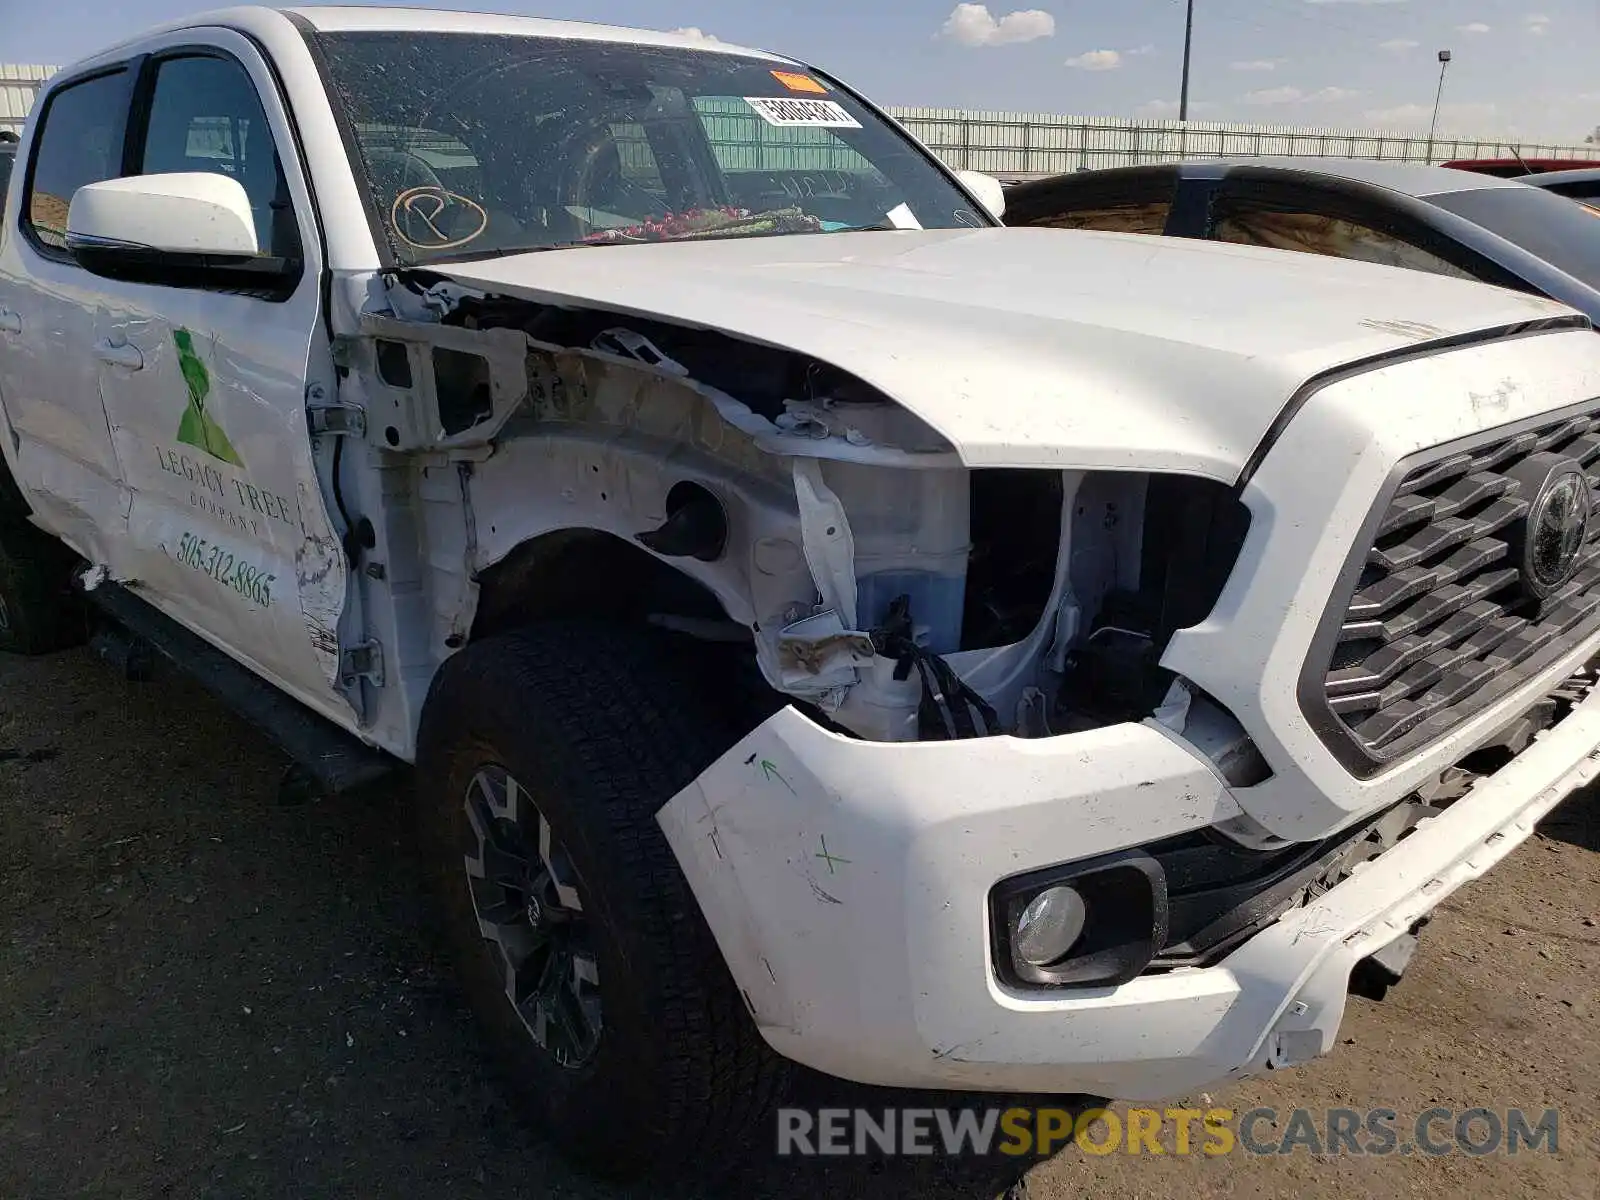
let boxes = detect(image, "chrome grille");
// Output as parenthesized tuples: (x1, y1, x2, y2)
(1316, 407, 1600, 765)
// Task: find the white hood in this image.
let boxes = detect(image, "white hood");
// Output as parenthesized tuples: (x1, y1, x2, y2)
(433, 227, 1578, 482)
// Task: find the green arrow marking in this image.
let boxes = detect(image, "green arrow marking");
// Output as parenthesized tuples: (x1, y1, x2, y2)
(759, 758, 796, 795)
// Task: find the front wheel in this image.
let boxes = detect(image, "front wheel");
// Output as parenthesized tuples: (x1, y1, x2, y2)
(414, 622, 787, 1178)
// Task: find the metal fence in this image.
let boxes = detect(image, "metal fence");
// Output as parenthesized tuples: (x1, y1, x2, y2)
(2, 61, 1594, 178)
(0, 64, 54, 136)
(886, 107, 1594, 181)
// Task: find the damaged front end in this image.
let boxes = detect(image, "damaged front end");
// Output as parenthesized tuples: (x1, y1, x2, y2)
(339, 269, 1257, 761)
(312, 256, 1600, 1101)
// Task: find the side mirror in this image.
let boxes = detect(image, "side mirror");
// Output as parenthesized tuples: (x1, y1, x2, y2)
(66, 173, 295, 289)
(956, 169, 1006, 221)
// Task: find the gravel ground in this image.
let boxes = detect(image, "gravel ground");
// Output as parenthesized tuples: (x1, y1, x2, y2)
(0, 647, 1595, 1199)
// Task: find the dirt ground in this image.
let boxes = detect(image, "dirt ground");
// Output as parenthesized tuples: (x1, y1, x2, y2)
(1, 647, 1595, 1200)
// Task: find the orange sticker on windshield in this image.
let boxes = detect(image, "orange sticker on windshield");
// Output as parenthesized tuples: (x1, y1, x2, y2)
(771, 70, 828, 94)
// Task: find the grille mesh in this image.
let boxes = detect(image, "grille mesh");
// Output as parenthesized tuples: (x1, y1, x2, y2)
(1321, 409, 1600, 760)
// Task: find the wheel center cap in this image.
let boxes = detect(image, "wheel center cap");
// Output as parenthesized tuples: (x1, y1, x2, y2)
(525, 893, 545, 925)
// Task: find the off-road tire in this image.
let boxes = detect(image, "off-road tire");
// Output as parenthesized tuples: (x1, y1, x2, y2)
(0, 518, 84, 655)
(415, 621, 788, 1179)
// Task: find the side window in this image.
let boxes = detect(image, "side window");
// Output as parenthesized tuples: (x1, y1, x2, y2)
(1020, 200, 1171, 235)
(1213, 204, 1475, 279)
(24, 70, 128, 250)
(135, 54, 299, 259)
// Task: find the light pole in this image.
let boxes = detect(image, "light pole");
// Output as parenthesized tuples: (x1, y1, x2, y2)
(1178, 0, 1195, 121)
(1426, 49, 1452, 163)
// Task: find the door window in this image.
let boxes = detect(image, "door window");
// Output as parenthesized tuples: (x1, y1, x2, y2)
(22, 69, 128, 250)
(136, 54, 299, 259)
(1213, 204, 1475, 279)
(1018, 200, 1172, 235)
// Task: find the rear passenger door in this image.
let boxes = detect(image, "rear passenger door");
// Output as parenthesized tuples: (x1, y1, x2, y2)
(88, 37, 349, 715)
(0, 66, 137, 568)
(1205, 179, 1489, 281)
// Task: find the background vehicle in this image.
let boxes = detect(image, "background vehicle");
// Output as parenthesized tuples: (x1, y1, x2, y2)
(1520, 166, 1600, 209)
(1004, 158, 1600, 322)
(4, 7, 1600, 1183)
(1440, 156, 1600, 177)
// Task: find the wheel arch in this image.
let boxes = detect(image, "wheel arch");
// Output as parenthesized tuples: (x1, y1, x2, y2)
(470, 527, 737, 643)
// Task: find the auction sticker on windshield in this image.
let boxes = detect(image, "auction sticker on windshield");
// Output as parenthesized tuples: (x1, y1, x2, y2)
(770, 70, 828, 94)
(744, 97, 861, 128)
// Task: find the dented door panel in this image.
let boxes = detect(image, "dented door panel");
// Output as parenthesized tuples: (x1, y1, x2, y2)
(95, 295, 348, 707)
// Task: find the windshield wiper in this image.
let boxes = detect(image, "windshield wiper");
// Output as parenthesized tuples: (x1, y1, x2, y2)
(419, 215, 907, 263)
(420, 241, 609, 266)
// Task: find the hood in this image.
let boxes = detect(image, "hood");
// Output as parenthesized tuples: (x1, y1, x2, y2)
(432, 227, 1578, 482)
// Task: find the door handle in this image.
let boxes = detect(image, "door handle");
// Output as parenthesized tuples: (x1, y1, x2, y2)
(93, 339, 144, 371)
(0, 310, 20, 335)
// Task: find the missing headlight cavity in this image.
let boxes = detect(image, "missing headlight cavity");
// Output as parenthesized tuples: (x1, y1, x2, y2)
(433, 346, 493, 435)
(1056, 474, 1251, 730)
(962, 469, 1065, 650)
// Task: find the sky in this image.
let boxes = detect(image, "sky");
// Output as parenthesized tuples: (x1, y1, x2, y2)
(3, 0, 1596, 142)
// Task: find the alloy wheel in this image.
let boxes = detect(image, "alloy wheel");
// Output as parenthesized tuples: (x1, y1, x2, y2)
(462, 765, 602, 1068)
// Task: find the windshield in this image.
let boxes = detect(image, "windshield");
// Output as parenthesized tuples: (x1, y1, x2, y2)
(1430, 184, 1600, 291)
(308, 31, 987, 264)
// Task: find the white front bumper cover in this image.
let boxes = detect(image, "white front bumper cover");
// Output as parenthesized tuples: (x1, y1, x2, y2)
(658, 676, 1600, 1100)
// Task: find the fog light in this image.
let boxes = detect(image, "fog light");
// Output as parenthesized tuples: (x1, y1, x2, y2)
(1014, 885, 1087, 967)
(990, 849, 1166, 988)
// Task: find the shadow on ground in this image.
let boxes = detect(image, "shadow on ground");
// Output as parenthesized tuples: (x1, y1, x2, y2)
(1540, 783, 1600, 852)
(0, 651, 1060, 1199)
(5, 649, 1595, 1199)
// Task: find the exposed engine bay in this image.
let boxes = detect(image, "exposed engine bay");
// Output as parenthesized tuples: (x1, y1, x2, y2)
(349, 271, 1257, 756)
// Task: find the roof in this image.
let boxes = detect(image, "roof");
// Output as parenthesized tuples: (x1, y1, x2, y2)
(288, 6, 785, 58)
(1176, 157, 1523, 198)
(56, 5, 791, 76)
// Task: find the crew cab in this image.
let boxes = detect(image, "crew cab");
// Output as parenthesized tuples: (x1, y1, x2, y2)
(3, 6, 1600, 1179)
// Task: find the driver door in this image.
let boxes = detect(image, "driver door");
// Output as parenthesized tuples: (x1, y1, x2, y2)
(89, 40, 349, 715)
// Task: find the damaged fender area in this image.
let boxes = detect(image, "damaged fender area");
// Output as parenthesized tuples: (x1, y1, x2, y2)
(347, 271, 1202, 749)
(340, 270, 1269, 761)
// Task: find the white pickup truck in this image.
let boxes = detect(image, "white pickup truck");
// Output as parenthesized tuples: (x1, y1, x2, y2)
(2, 4, 1598, 1178)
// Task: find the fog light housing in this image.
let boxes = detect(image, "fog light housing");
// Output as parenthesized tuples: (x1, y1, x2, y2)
(1014, 886, 1088, 966)
(990, 850, 1168, 989)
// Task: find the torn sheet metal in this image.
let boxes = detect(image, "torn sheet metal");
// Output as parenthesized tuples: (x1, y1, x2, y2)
(345, 314, 531, 451)
(792, 458, 857, 630)
(293, 480, 346, 675)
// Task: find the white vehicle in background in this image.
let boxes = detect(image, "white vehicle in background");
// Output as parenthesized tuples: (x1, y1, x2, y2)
(1, 4, 1598, 1180)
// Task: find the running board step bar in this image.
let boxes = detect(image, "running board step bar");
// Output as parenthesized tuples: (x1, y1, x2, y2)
(83, 580, 395, 795)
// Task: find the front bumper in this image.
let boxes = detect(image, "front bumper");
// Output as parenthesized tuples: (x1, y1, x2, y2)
(658, 673, 1600, 1099)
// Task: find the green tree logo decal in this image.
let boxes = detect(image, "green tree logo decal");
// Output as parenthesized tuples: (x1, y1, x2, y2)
(174, 328, 243, 466)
